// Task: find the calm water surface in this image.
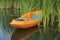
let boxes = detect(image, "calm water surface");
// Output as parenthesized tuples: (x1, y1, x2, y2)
(0, 10, 60, 40)
(0, 10, 20, 40)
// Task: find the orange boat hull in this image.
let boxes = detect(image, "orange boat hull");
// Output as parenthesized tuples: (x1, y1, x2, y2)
(10, 10, 42, 29)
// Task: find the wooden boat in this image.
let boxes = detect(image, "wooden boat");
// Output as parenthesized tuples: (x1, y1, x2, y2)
(10, 10, 42, 29)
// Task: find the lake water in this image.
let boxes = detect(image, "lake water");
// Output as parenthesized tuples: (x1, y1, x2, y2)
(0, 10, 60, 40)
(0, 10, 20, 40)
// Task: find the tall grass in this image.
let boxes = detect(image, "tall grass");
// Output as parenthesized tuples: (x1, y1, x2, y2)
(39, 0, 58, 40)
(57, 0, 60, 31)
